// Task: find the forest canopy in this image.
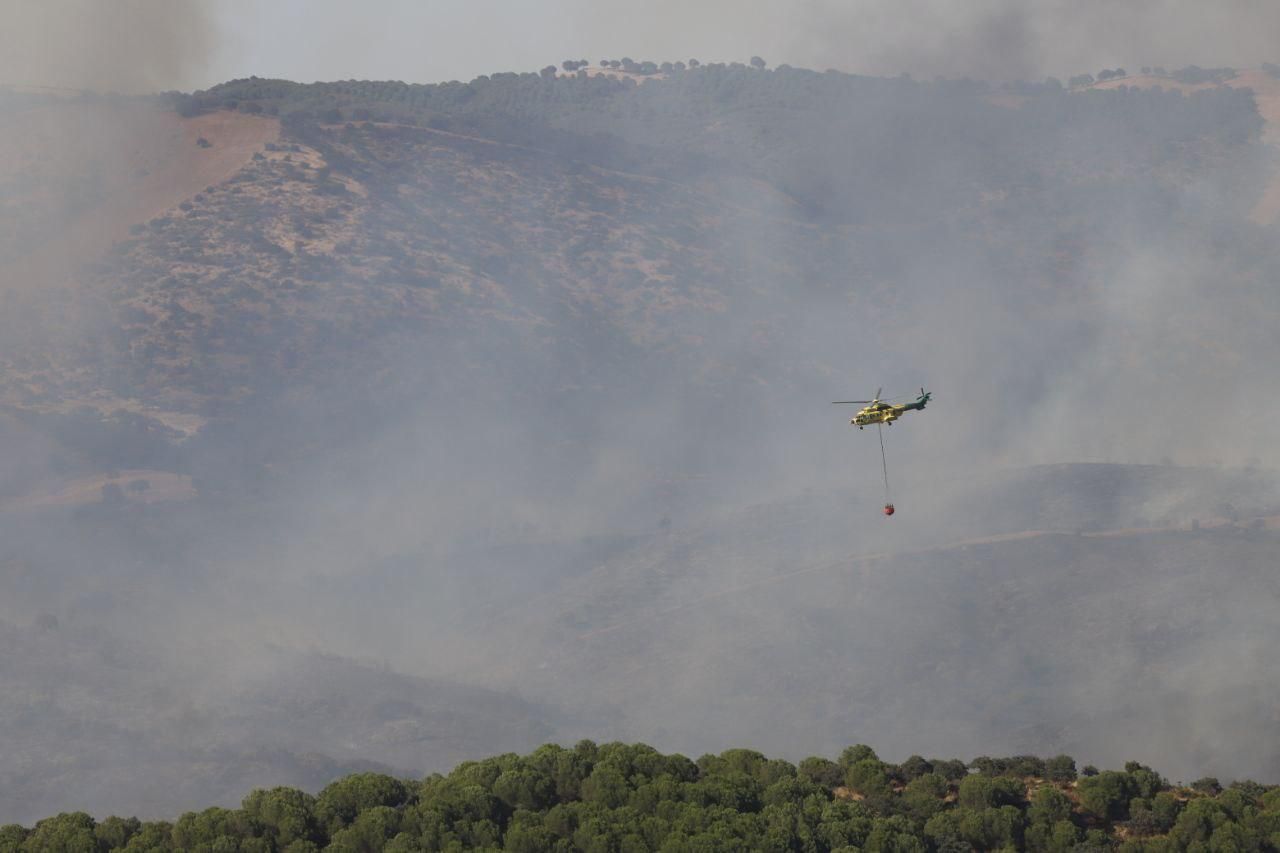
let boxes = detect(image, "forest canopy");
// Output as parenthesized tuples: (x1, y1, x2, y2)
(3, 742, 1278, 851)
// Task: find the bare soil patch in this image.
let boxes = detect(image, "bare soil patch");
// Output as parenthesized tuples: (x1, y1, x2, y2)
(0, 103, 278, 294)
(0, 468, 195, 512)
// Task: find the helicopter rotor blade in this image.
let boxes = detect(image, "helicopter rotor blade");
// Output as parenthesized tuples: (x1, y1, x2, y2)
(832, 401, 872, 404)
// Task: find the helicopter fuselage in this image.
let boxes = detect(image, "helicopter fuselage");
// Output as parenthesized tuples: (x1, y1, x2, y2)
(852, 395, 929, 428)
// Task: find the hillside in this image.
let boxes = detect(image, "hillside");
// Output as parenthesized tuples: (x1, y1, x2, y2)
(0, 97, 277, 284)
(417, 463, 1280, 785)
(4, 743, 1278, 851)
(4, 62, 1280, 825)
(0, 609, 562, 823)
(3, 65, 1275, 496)
(1087, 67, 1280, 222)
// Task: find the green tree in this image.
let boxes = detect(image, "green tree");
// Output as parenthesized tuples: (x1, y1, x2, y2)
(690, 772, 763, 813)
(817, 800, 873, 850)
(493, 769, 556, 812)
(902, 774, 948, 821)
(1191, 776, 1223, 796)
(525, 743, 596, 802)
(798, 756, 844, 788)
(241, 786, 322, 847)
(897, 755, 933, 781)
(1215, 788, 1257, 822)
(968, 756, 1004, 777)
(94, 816, 141, 850)
(1028, 785, 1074, 826)
(425, 781, 505, 828)
(838, 745, 879, 770)
(316, 773, 412, 833)
(1078, 771, 1136, 821)
(845, 759, 892, 802)
(171, 807, 256, 850)
(581, 765, 631, 809)
(1209, 820, 1261, 852)
(280, 841, 321, 853)
(957, 806, 1023, 850)
(1123, 762, 1164, 799)
(20, 813, 98, 853)
(503, 810, 556, 853)
(325, 806, 401, 852)
(0, 825, 26, 853)
(120, 821, 174, 851)
(1151, 791, 1183, 832)
(957, 775, 996, 810)
(923, 811, 964, 851)
(931, 759, 969, 782)
(1044, 755, 1077, 783)
(1170, 797, 1229, 847)
(1025, 818, 1081, 852)
(455, 817, 502, 848)
(761, 775, 826, 809)
(864, 815, 926, 852)
(1228, 780, 1267, 801)
(1009, 755, 1047, 778)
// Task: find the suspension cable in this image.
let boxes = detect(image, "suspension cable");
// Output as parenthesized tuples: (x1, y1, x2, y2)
(878, 423, 891, 503)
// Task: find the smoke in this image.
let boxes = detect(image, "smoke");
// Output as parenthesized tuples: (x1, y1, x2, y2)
(196, 1, 1280, 89)
(0, 0, 213, 92)
(7, 1, 1265, 95)
(786, 0, 1280, 81)
(5, 0, 1280, 825)
(583, 0, 1280, 82)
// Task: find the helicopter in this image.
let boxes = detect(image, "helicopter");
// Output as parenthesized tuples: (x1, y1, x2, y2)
(833, 387, 933, 517)
(833, 388, 932, 429)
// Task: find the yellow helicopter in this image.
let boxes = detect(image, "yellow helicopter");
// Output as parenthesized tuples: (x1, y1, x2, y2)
(833, 388, 932, 429)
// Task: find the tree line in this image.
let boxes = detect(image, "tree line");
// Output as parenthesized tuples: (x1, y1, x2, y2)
(3, 742, 1278, 851)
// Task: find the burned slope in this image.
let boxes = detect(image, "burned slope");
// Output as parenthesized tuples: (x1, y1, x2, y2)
(445, 464, 1280, 784)
(0, 606, 561, 824)
(8, 69, 1275, 493)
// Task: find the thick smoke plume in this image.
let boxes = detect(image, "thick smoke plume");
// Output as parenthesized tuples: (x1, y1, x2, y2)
(198, 1, 1280, 90)
(0, 0, 211, 92)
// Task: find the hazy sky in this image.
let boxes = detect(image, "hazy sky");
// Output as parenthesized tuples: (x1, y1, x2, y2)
(4, 0, 1280, 92)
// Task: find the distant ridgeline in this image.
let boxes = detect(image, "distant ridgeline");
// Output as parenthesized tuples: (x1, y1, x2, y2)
(174, 63, 1263, 222)
(3, 742, 1278, 851)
